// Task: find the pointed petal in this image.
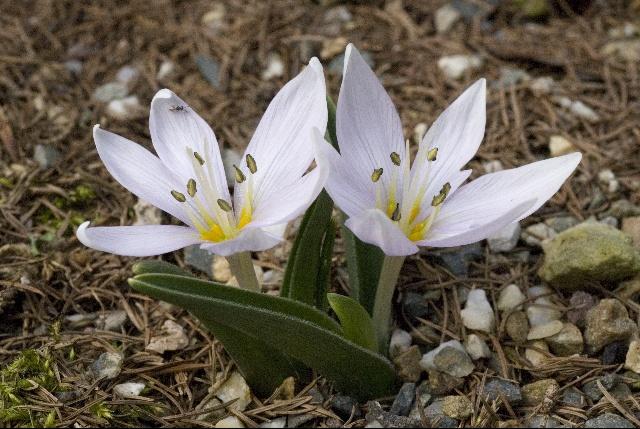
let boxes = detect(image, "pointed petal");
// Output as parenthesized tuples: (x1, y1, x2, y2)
(419, 200, 534, 247)
(414, 79, 486, 190)
(337, 44, 405, 194)
(77, 222, 201, 257)
(199, 226, 283, 257)
(150, 89, 230, 201)
(93, 125, 192, 226)
(249, 129, 329, 228)
(345, 209, 419, 256)
(422, 153, 581, 246)
(245, 58, 327, 208)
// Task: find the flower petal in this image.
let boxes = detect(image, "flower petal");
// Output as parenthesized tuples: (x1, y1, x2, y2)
(245, 58, 327, 208)
(249, 128, 329, 228)
(413, 79, 486, 191)
(93, 125, 192, 226)
(199, 226, 283, 257)
(77, 222, 201, 257)
(150, 89, 230, 201)
(337, 44, 405, 196)
(422, 152, 581, 246)
(345, 209, 419, 256)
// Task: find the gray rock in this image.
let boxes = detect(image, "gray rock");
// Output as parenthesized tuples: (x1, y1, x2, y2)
(487, 222, 521, 252)
(424, 400, 459, 428)
(583, 373, 617, 401)
(432, 243, 483, 276)
(567, 291, 596, 328)
(90, 352, 123, 380)
(365, 401, 421, 428)
(115, 65, 140, 87)
(505, 311, 529, 344)
(64, 60, 83, 75)
(525, 415, 565, 428)
(584, 299, 638, 353)
(602, 341, 628, 365)
(607, 199, 640, 218)
(259, 417, 287, 428)
(34, 144, 62, 168)
(452, 0, 499, 21)
(93, 82, 128, 103)
(331, 395, 359, 420)
(538, 222, 640, 288)
(546, 322, 584, 356)
(402, 292, 429, 319)
(522, 379, 559, 406)
(442, 395, 472, 419)
(545, 216, 579, 233)
(184, 245, 213, 276)
(522, 222, 557, 247)
(427, 369, 464, 395)
(286, 413, 316, 428)
(97, 310, 127, 331)
(196, 55, 221, 89)
(482, 379, 522, 404)
(393, 345, 423, 383)
(561, 387, 586, 408)
(584, 413, 634, 428)
(495, 67, 530, 88)
(390, 383, 415, 416)
(421, 340, 474, 377)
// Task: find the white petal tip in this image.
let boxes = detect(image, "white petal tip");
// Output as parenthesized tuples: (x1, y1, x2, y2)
(308, 57, 323, 72)
(154, 88, 174, 99)
(76, 221, 91, 244)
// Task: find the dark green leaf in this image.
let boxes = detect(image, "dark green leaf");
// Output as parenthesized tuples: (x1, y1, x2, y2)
(129, 274, 397, 399)
(327, 293, 378, 352)
(132, 260, 193, 277)
(315, 220, 336, 311)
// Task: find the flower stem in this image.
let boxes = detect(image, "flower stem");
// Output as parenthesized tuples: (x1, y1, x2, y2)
(226, 252, 260, 292)
(372, 255, 405, 354)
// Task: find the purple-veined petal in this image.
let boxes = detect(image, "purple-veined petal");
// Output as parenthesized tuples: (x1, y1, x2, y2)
(244, 58, 327, 210)
(345, 209, 419, 256)
(77, 222, 201, 257)
(93, 125, 192, 226)
(150, 89, 230, 202)
(199, 226, 284, 257)
(337, 44, 405, 198)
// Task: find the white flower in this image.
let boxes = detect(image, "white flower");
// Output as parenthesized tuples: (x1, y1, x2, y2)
(78, 59, 328, 257)
(317, 45, 581, 256)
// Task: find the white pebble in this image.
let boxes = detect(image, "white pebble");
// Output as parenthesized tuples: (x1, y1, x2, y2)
(482, 160, 503, 174)
(389, 329, 412, 358)
(487, 222, 521, 252)
(554, 97, 600, 122)
(529, 77, 555, 95)
(106, 96, 144, 120)
(464, 334, 491, 360)
(419, 340, 465, 371)
(434, 4, 461, 34)
(157, 61, 176, 81)
(414, 122, 428, 144)
(214, 372, 252, 412)
(497, 284, 526, 312)
(437, 55, 483, 80)
(527, 320, 563, 340)
(113, 382, 145, 398)
(525, 340, 551, 366)
(549, 135, 575, 157)
(215, 416, 244, 428)
(460, 289, 495, 333)
(261, 53, 285, 80)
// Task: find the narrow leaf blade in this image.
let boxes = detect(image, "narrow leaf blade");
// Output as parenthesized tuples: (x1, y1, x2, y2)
(327, 293, 378, 352)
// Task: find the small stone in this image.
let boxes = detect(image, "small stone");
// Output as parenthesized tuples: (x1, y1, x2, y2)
(567, 291, 596, 328)
(584, 299, 638, 353)
(365, 401, 421, 428)
(607, 199, 640, 218)
(428, 369, 464, 395)
(215, 416, 244, 428)
(432, 242, 483, 276)
(522, 379, 559, 406)
(487, 222, 521, 252)
(522, 222, 557, 247)
(545, 216, 579, 233)
(497, 284, 526, 312)
(212, 256, 232, 282)
(561, 386, 586, 408)
(546, 322, 584, 356)
(146, 320, 189, 353)
(259, 417, 287, 428)
(222, 148, 242, 188)
(133, 198, 162, 225)
(506, 311, 529, 343)
(583, 374, 617, 401)
(261, 53, 285, 80)
(157, 60, 175, 81)
(528, 320, 563, 340)
(529, 76, 555, 95)
(464, 334, 491, 360)
(527, 288, 561, 327)
(214, 372, 251, 411)
(402, 292, 429, 319)
(482, 160, 503, 173)
(549, 135, 575, 157)
(331, 395, 359, 420)
(390, 383, 415, 416)
(202, 4, 226, 35)
(460, 289, 495, 333)
(495, 67, 530, 88)
(525, 415, 563, 428)
(434, 4, 461, 34)
(554, 96, 600, 122)
(421, 340, 474, 377)
(113, 382, 145, 398)
(585, 413, 634, 428)
(34, 144, 61, 168)
(622, 217, 640, 248)
(64, 60, 83, 75)
(389, 329, 412, 359)
(615, 276, 640, 299)
(602, 341, 629, 365)
(184, 245, 214, 276)
(525, 340, 551, 366)
(93, 82, 128, 102)
(539, 222, 640, 288)
(115, 65, 139, 87)
(90, 352, 123, 380)
(195, 55, 221, 89)
(413, 122, 428, 144)
(437, 55, 483, 80)
(287, 413, 316, 428)
(598, 169, 619, 194)
(100, 310, 128, 331)
(602, 40, 640, 62)
(625, 340, 640, 374)
(393, 345, 423, 383)
(442, 395, 473, 420)
(483, 379, 522, 404)
(106, 96, 145, 120)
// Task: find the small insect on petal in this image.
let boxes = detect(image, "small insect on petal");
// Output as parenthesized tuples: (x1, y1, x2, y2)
(171, 190, 186, 202)
(427, 147, 438, 161)
(193, 151, 205, 165)
(233, 165, 246, 183)
(217, 199, 233, 212)
(187, 179, 197, 197)
(390, 152, 401, 166)
(391, 203, 401, 221)
(246, 154, 257, 174)
(169, 105, 187, 112)
(371, 167, 384, 183)
(431, 182, 451, 207)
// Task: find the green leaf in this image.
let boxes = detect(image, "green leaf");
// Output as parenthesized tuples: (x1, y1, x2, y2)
(315, 220, 337, 311)
(327, 293, 378, 352)
(326, 95, 338, 148)
(341, 221, 385, 314)
(129, 274, 397, 399)
(132, 260, 193, 277)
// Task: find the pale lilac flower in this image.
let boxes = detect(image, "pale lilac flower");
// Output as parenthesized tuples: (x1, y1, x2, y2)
(78, 59, 328, 257)
(317, 45, 581, 256)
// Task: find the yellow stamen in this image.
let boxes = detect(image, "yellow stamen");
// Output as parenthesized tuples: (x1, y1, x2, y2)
(238, 206, 252, 229)
(201, 223, 226, 242)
